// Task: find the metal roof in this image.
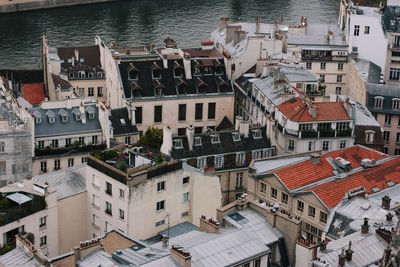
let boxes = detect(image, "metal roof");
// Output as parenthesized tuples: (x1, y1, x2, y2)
(252, 156, 310, 176)
(0, 247, 43, 266)
(287, 24, 347, 47)
(6, 192, 32, 204)
(158, 221, 199, 239)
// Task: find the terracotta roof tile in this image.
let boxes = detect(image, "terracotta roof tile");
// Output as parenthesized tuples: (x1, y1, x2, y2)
(181, 48, 222, 58)
(272, 145, 388, 191)
(23, 83, 45, 105)
(277, 97, 351, 122)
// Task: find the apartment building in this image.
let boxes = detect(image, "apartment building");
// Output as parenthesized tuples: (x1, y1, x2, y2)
(247, 145, 392, 244)
(115, 40, 234, 135)
(86, 153, 221, 240)
(211, 17, 286, 80)
(287, 20, 350, 96)
(160, 119, 275, 205)
(368, 83, 400, 155)
(273, 95, 355, 154)
(29, 99, 107, 176)
(383, 0, 400, 86)
(42, 35, 107, 102)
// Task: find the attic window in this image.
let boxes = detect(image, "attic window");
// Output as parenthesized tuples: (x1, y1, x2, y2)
(129, 70, 138, 80)
(204, 66, 212, 75)
(374, 96, 384, 109)
(78, 71, 86, 79)
(174, 139, 183, 149)
(79, 58, 84, 63)
(88, 113, 94, 119)
(36, 117, 41, 124)
(97, 72, 103, 78)
(194, 136, 202, 146)
(120, 118, 126, 125)
(62, 115, 68, 122)
(387, 180, 395, 187)
(215, 66, 224, 75)
(152, 69, 161, 79)
(371, 186, 380, 192)
(252, 129, 262, 139)
(68, 58, 72, 63)
(232, 132, 241, 142)
(211, 134, 220, 144)
(76, 115, 81, 121)
(194, 67, 203, 76)
(49, 117, 55, 123)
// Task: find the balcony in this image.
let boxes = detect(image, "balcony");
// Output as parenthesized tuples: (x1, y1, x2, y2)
(277, 125, 352, 139)
(302, 51, 348, 62)
(306, 87, 325, 96)
(336, 128, 352, 137)
(35, 143, 106, 157)
(0, 195, 46, 227)
(300, 130, 318, 138)
(318, 128, 335, 138)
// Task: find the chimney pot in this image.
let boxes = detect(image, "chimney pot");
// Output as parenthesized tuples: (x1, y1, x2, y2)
(310, 153, 320, 164)
(361, 217, 369, 234)
(382, 195, 391, 210)
(386, 212, 393, 222)
(338, 249, 346, 266)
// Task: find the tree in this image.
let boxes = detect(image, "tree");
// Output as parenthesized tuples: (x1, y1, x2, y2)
(139, 127, 163, 150)
(156, 153, 164, 164)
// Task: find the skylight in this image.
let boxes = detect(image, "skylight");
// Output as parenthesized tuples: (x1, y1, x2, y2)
(120, 118, 126, 125)
(371, 186, 380, 192)
(386, 180, 395, 187)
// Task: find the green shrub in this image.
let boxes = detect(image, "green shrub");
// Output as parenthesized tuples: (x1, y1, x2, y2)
(26, 232, 34, 244)
(139, 127, 163, 150)
(103, 149, 119, 161)
(116, 161, 129, 172)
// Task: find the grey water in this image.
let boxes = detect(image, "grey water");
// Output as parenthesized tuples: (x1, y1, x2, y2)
(0, 0, 339, 69)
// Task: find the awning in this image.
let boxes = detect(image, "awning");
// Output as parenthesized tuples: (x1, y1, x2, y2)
(7, 193, 32, 205)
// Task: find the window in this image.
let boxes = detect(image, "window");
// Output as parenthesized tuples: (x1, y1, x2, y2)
(336, 87, 342, 95)
(354, 25, 360, 36)
(79, 137, 85, 146)
(119, 209, 125, 220)
(105, 201, 112, 215)
(195, 103, 203, 120)
(65, 138, 72, 146)
(393, 99, 400, 110)
(52, 139, 59, 148)
(88, 87, 94, 96)
(306, 62, 312, 69)
(208, 102, 216, 120)
(93, 194, 100, 207)
(282, 193, 288, 204)
(340, 140, 347, 149)
(215, 155, 224, 169)
(78, 88, 85, 96)
(308, 141, 314, 151)
(390, 68, 400, 80)
(397, 133, 400, 143)
(320, 211, 328, 223)
(181, 211, 189, 217)
(0, 161, 5, 174)
(395, 149, 400, 155)
(135, 107, 142, 124)
(183, 177, 190, 184)
(337, 75, 343, 83)
(92, 136, 98, 144)
(194, 136, 202, 146)
(252, 129, 262, 139)
(93, 214, 99, 227)
(322, 140, 330, 151)
(383, 131, 390, 141)
(154, 106, 162, 123)
(236, 153, 246, 166)
(236, 172, 243, 189)
(385, 115, 392, 125)
(106, 182, 112, 195)
(211, 134, 220, 144)
(54, 160, 60, 170)
(287, 139, 295, 151)
(375, 97, 384, 108)
(252, 149, 269, 160)
(364, 26, 370, 34)
(178, 104, 186, 121)
(157, 181, 165, 192)
(92, 175, 100, 187)
(338, 63, 344, 70)
(39, 216, 46, 227)
(308, 206, 316, 217)
(68, 158, 74, 167)
(40, 161, 47, 173)
(156, 200, 165, 211)
(125, 136, 131, 145)
(97, 87, 103, 97)
(38, 141, 44, 150)
(120, 189, 125, 199)
(155, 220, 165, 227)
(195, 127, 203, 134)
(320, 75, 325, 83)
(260, 182, 267, 194)
(40, 236, 47, 247)
(297, 200, 304, 212)
(197, 157, 207, 169)
(254, 258, 261, 267)
(36, 117, 42, 124)
(82, 157, 88, 163)
(183, 192, 189, 202)
(383, 147, 388, 154)
(271, 187, 277, 199)
(336, 122, 350, 131)
(320, 62, 326, 70)
(152, 69, 161, 79)
(232, 132, 241, 142)
(352, 46, 358, 53)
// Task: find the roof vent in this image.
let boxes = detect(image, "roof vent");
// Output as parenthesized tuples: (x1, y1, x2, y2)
(334, 157, 351, 172)
(361, 158, 377, 168)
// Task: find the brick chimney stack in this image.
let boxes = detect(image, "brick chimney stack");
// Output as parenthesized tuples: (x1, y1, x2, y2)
(338, 248, 346, 266)
(310, 153, 320, 165)
(170, 245, 191, 267)
(361, 217, 369, 234)
(199, 215, 220, 234)
(386, 212, 393, 222)
(219, 17, 230, 31)
(382, 195, 391, 210)
(345, 241, 353, 261)
(255, 16, 260, 33)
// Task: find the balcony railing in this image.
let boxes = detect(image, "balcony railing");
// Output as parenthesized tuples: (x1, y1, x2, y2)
(35, 143, 106, 157)
(277, 125, 352, 139)
(0, 195, 46, 227)
(318, 128, 335, 138)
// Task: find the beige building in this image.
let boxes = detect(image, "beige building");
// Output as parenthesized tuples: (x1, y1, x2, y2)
(86, 154, 222, 240)
(383, 1, 400, 87)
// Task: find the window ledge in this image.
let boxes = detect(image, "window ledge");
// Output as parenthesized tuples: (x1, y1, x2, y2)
(92, 223, 100, 230)
(92, 183, 100, 190)
(92, 203, 100, 210)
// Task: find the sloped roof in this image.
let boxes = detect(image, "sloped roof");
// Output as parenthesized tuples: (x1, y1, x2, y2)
(215, 116, 234, 131)
(57, 45, 101, 69)
(0, 247, 43, 266)
(277, 97, 351, 122)
(51, 74, 72, 90)
(23, 83, 45, 105)
(109, 107, 139, 136)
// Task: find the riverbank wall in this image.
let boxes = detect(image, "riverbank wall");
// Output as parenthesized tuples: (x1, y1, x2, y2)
(0, 0, 117, 13)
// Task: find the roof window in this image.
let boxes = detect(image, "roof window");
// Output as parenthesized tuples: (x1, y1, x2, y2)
(211, 134, 220, 144)
(371, 186, 380, 192)
(252, 129, 262, 139)
(35, 117, 41, 124)
(120, 118, 126, 126)
(386, 180, 395, 187)
(173, 139, 183, 149)
(194, 136, 202, 146)
(232, 132, 241, 142)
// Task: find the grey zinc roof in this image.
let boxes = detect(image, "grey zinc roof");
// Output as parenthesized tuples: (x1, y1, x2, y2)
(76, 249, 116, 267)
(158, 221, 199, 239)
(287, 24, 347, 47)
(252, 155, 310, 175)
(34, 164, 86, 200)
(0, 247, 43, 266)
(30, 105, 101, 137)
(367, 83, 400, 115)
(353, 58, 381, 84)
(337, 95, 379, 126)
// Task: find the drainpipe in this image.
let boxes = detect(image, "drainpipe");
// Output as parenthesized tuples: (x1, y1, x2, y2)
(227, 171, 231, 204)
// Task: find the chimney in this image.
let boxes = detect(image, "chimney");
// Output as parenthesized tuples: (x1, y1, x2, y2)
(160, 126, 173, 156)
(170, 245, 191, 267)
(80, 102, 86, 124)
(74, 246, 81, 261)
(239, 120, 250, 137)
(199, 215, 220, 234)
(328, 31, 334, 40)
(129, 105, 136, 125)
(345, 241, 353, 261)
(233, 31, 246, 46)
(186, 125, 194, 151)
(226, 25, 242, 44)
(235, 115, 242, 131)
(386, 212, 393, 222)
(308, 105, 317, 118)
(255, 16, 260, 33)
(74, 48, 79, 62)
(201, 40, 214, 50)
(382, 195, 391, 210)
(219, 17, 230, 31)
(338, 249, 346, 266)
(310, 153, 320, 164)
(319, 240, 327, 252)
(71, 56, 75, 66)
(161, 235, 169, 248)
(361, 217, 369, 234)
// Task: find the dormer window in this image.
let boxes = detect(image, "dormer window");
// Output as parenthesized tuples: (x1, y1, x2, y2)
(68, 58, 72, 63)
(89, 113, 94, 119)
(204, 66, 212, 75)
(152, 62, 162, 79)
(173, 61, 184, 78)
(154, 80, 165, 97)
(129, 70, 138, 80)
(97, 72, 102, 78)
(36, 117, 42, 124)
(211, 134, 220, 144)
(232, 132, 240, 142)
(374, 96, 384, 109)
(393, 98, 400, 110)
(173, 139, 183, 149)
(86, 106, 95, 119)
(62, 115, 68, 122)
(76, 115, 81, 121)
(194, 136, 202, 146)
(194, 67, 203, 76)
(197, 78, 208, 94)
(88, 72, 94, 78)
(252, 129, 262, 139)
(365, 130, 375, 143)
(78, 71, 86, 79)
(215, 66, 224, 75)
(69, 73, 73, 79)
(49, 117, 55, 123)
(120, 118, 126, 125)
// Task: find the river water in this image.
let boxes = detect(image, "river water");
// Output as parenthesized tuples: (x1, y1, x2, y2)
(0, 0, 339, 69)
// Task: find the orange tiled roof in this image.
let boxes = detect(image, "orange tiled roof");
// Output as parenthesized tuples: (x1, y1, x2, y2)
(306, 157, 400, 208)
(277, 97, 351, 122)
(272, 146, 388, 191)
(23, 83, 45, 105)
